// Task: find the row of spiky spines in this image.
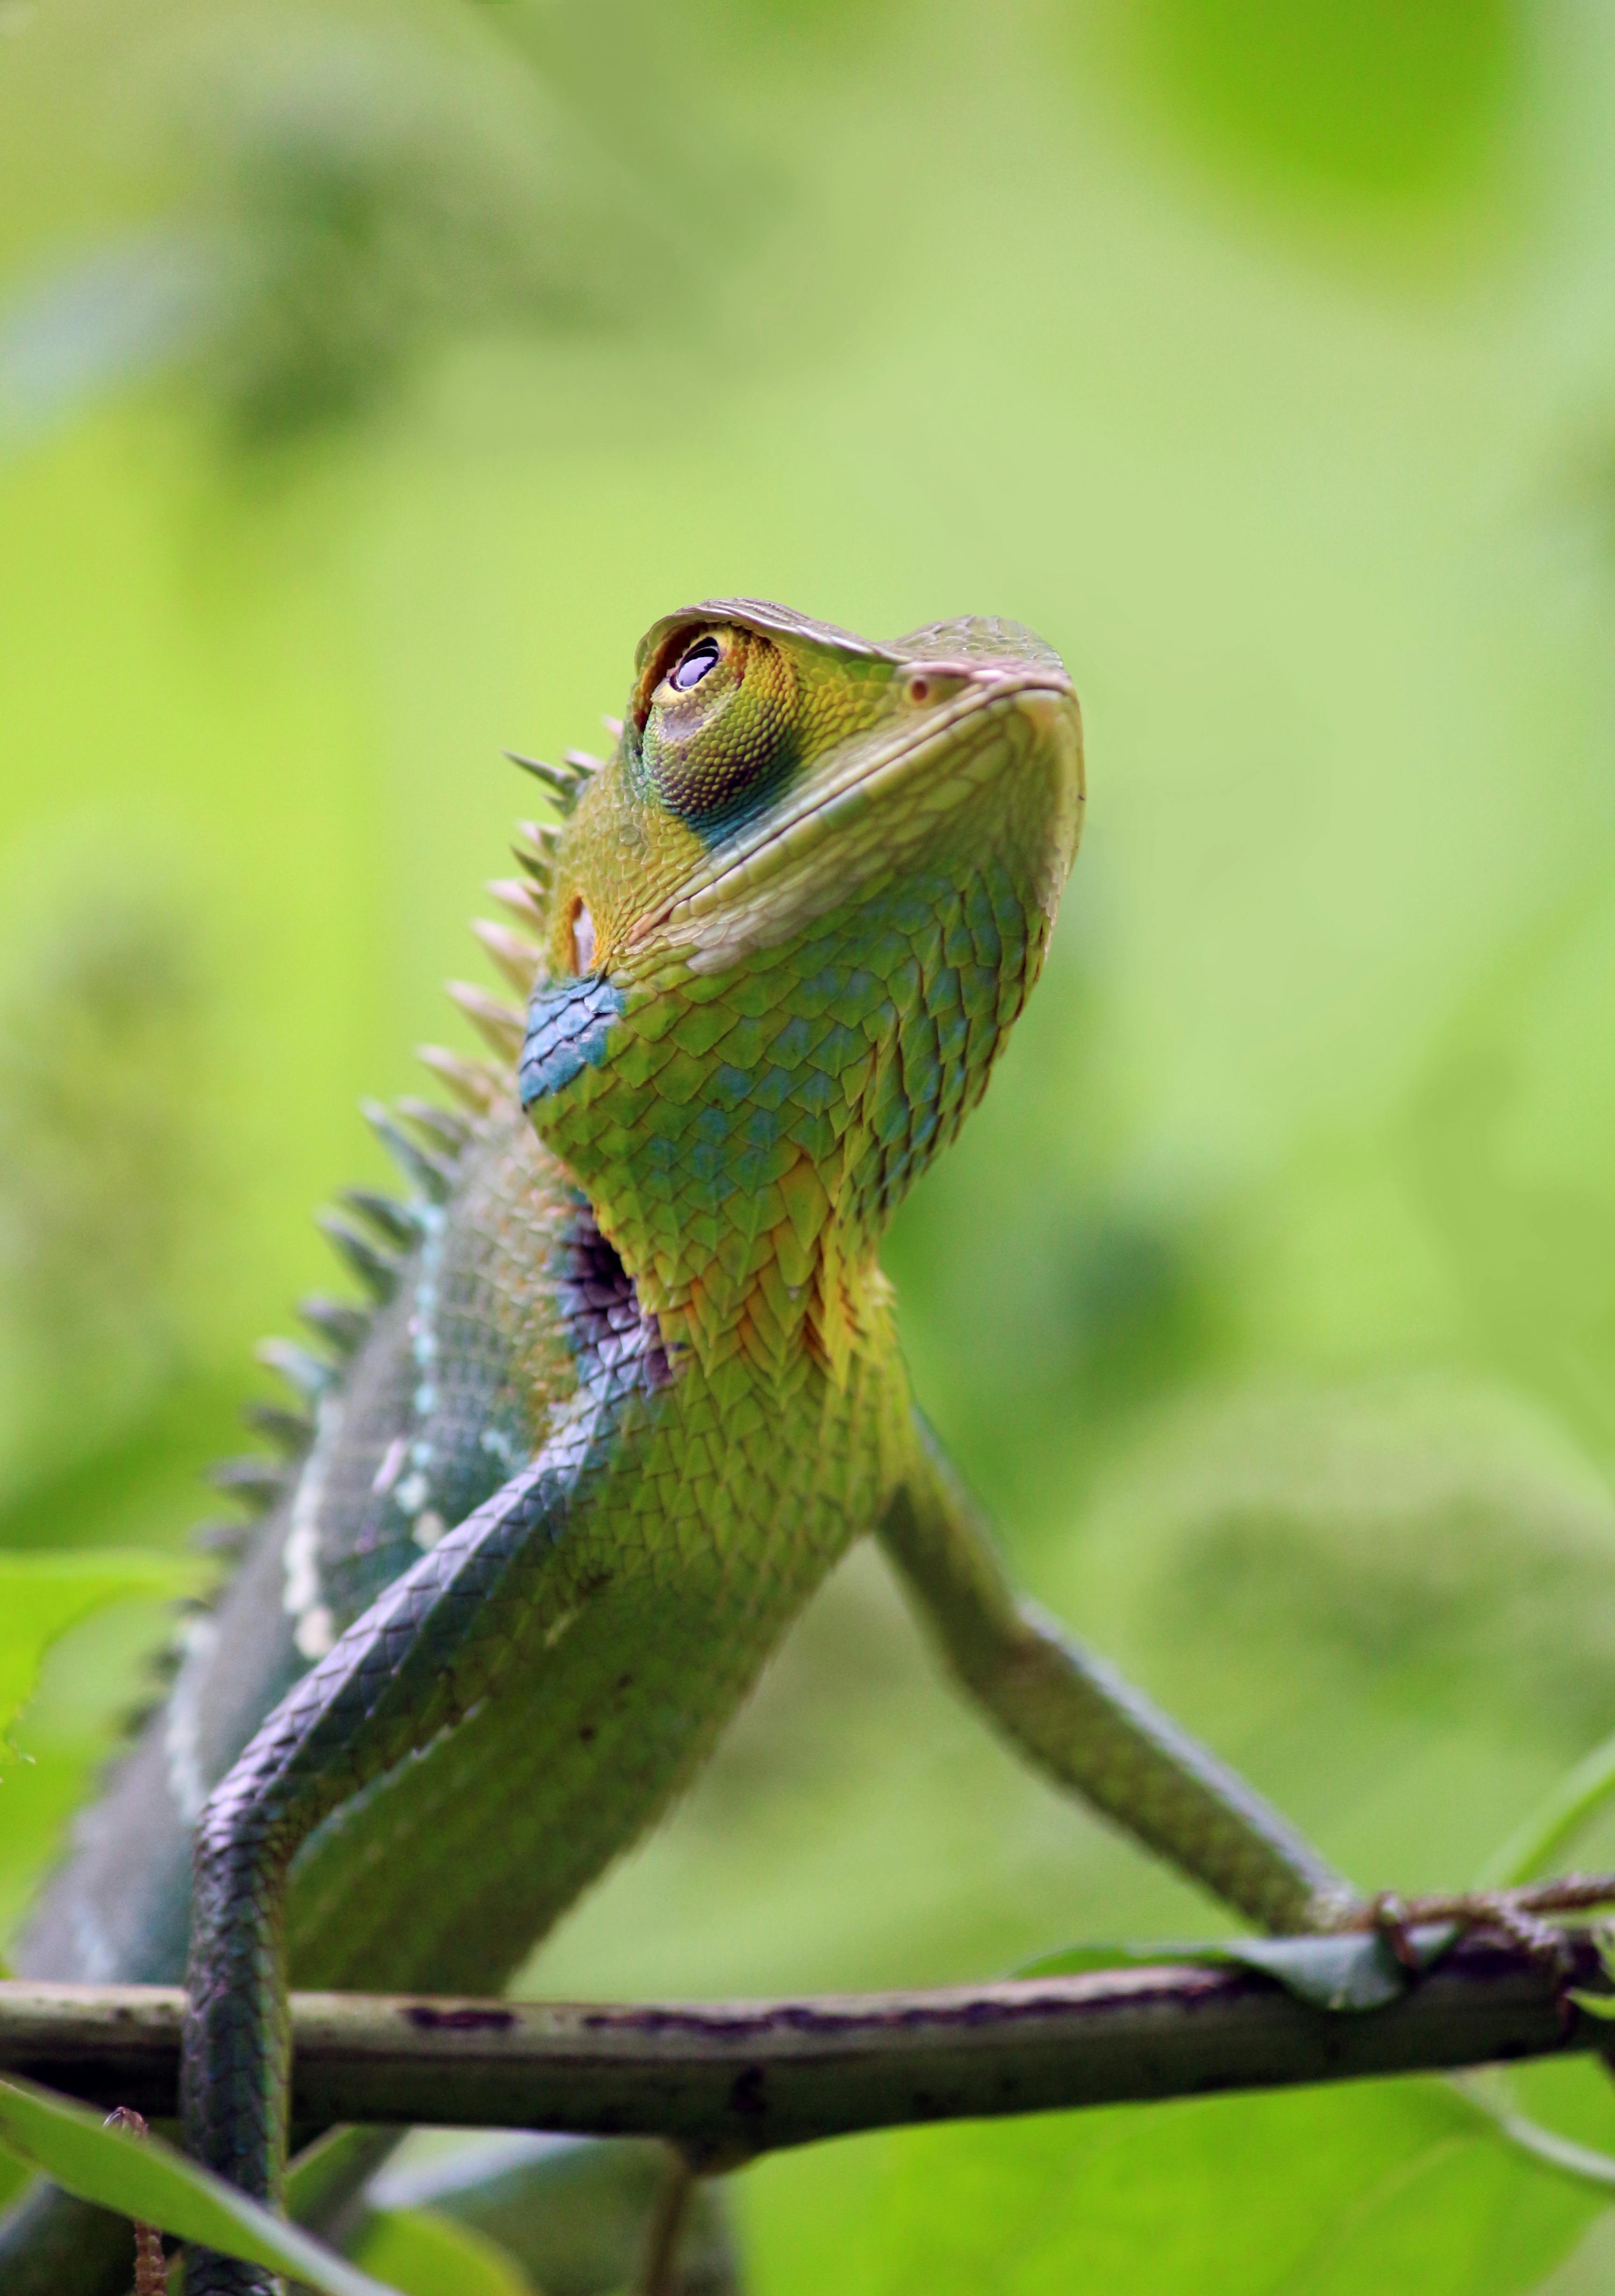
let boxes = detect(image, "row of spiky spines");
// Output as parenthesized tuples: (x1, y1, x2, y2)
(193, 728, 618, 1553)
(440, 730, 620, 1065)
(192, 1092, 475, 1552)
(113, 737, 619, 1732)
(118, 1083, 480, 1724)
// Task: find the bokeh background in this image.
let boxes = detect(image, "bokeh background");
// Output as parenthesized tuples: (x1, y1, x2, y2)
(8, 0, 1615, 2286)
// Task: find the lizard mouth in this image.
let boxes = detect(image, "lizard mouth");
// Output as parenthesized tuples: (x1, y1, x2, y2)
(631, 665, 1081, 960)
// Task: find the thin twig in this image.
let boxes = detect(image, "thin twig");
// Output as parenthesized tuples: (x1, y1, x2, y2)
(635, 2146, 694, 2296)
(1347, 1874, 1615, 1924)
(2, 1930, 1609, 2161)
(103, 2109, 169, 2296)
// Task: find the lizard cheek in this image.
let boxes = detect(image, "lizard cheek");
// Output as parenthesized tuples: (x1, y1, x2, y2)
(571, 899, 597, 975)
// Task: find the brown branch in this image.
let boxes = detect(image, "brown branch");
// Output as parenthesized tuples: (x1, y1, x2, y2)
(1, 1932, 1609, 2164)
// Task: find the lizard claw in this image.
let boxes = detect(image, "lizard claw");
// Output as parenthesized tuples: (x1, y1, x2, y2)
(1354, 1878, 1614, 2031)
(1367, 1891, 1424, 1971)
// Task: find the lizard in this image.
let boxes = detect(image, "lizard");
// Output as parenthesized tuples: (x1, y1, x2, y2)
(0, 598, 1365, 2295)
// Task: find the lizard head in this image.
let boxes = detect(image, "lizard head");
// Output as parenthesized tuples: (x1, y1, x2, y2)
(510, 599, 1083, 1379)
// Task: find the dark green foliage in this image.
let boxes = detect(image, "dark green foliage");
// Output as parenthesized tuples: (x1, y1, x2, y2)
(1136, 0, 1520, 202)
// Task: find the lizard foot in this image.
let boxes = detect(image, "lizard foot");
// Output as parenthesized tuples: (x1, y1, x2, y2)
(1355, 1877, 1615, 2029)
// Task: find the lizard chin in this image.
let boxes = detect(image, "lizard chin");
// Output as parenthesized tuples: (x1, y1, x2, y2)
(632, 666, 1083, 980)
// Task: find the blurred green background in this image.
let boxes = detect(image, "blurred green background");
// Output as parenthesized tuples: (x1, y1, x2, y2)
(10, 0, 1615, 2286)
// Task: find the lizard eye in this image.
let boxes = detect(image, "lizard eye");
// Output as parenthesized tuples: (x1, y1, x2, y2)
(641, 627, 799, 833)
(651, 629, 733, 710)
(670, 637, 721, 693)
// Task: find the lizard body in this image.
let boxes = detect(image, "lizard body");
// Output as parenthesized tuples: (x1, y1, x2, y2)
(0, 602, 1357, 2294)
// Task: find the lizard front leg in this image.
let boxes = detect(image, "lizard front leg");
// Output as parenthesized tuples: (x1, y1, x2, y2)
(878, 1417, 1364, 1937)
(182, 1446, 582, 2296)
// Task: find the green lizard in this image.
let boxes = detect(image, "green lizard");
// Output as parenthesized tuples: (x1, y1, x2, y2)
(0, 599, 1364, 2295)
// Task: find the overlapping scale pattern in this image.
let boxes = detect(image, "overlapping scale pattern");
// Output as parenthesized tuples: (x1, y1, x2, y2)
(7, 599, 1084, 2296)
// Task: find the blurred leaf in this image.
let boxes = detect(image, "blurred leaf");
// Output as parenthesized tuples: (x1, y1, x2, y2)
(1127, 0, 1521, 205)
(0, 232, 222, 443)
(1564, 1928, 1615, 2028)
(1453, 2067, 1615, 2197)
(0, 12, 733, 454)
(0, 1375, 244, 1555)
(0, 2074, 399, 2296)
(365, 2130, 743, 2295)
(0, 839, 216, 1490)
(886, 934, 1224, 1531)
(1225, 1923, 1455, 2011)
(355, 2205, 537, 2296)
(709, 0, 905, 42)
(0, 847, 207, 1337)
(1016, 1924, 1455, 2010)
(1082, 1373, 1615, 1750)
(0, 1543, 217, 1949)
(1400, 872, 1615, 1465)
(743, 2078, 1608, 2296)
(1013, 1937, 1222, 1979)
(1566, 1988, 1615, 2022)
(0, 1548, 204, 1761)
(185, 24, 662, 451)
(1478, 1729, 1615, 1888)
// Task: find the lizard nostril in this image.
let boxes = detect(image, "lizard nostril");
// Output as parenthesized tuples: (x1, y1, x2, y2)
(907, 675, 931, 704)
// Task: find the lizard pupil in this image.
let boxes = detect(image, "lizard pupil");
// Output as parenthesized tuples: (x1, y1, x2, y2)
(671, 639, 721, 693)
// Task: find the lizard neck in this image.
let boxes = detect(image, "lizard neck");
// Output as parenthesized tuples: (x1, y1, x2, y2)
(582, 1146, 892, 1389)
(529, 855, 1055, 1388)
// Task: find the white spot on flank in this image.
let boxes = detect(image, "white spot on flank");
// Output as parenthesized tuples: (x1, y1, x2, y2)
(282, 1395, 344, 1665)
(479, 1424, 523, 1473)
(294, 1604, 336, 1659)
(163, 1612, 219, 1824)
(410, 1247, 441, 1374)
(372, 1435, 407, 1496)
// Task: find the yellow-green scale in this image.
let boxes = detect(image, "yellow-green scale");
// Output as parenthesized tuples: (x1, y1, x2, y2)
(281, 1105, 911, 1996)
(281, 781, 1062, 1991)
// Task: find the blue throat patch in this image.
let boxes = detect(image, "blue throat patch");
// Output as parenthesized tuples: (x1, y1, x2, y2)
(519, 975, 625, 1108)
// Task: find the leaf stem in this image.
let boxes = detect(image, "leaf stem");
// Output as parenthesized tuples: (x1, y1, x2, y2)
(634, 2147, 694, 2296)
(1476, 1734, 1615, 1889)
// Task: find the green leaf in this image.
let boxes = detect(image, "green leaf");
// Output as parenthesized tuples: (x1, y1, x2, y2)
(1225, 1922, 1458, 2011)
(1454, 2067, 1615, 2192)
(1012, 1937, 1225, 1980)
(1015, 1924, 1457, 2012)
(355, 2206, 540, 2296)
(1568, 1988, 1615, 2022)
(0, 2074, 400, 2296)
(1476, 1724, 1615, 1889)
(0, 1549, 207, 1758)
(742, 2076, 1608, 2296)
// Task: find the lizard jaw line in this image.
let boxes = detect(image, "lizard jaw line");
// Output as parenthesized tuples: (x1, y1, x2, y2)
(633, 669, 1077, 951)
